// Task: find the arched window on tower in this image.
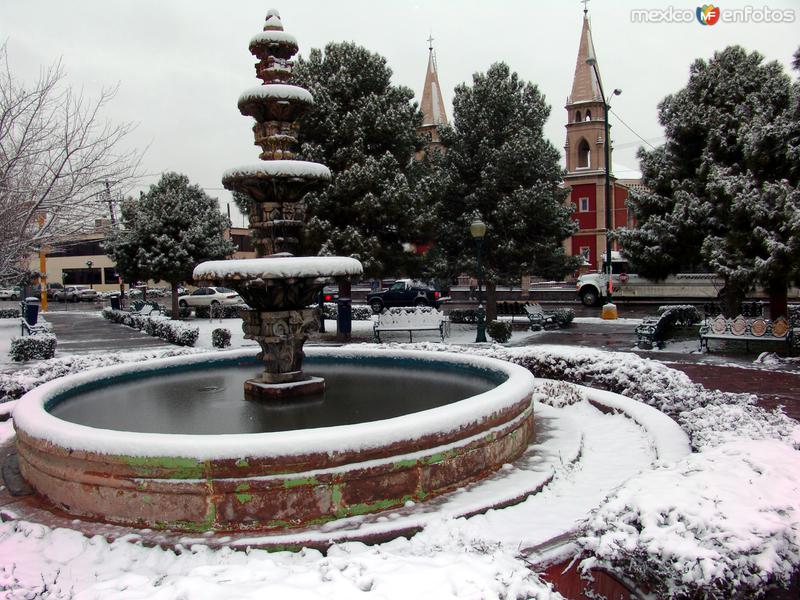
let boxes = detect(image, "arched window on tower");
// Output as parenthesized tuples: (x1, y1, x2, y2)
(575, 110, 582, 122)
(577, 138, 591, 169)
(585, 110, 592, 121)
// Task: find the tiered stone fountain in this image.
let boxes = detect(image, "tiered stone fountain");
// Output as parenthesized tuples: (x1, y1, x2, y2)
(11, 11, 536, 536)
(193, 9, 361, 400)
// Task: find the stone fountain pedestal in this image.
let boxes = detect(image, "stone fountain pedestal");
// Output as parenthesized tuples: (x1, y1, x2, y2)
(241, 307, 325, 400)
(194, 256, 363, 402)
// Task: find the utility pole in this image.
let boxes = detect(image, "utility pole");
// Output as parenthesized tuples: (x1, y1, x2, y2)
(105, 180, 116, 226)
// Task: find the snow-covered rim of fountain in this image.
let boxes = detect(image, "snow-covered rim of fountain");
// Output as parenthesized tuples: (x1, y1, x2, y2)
(193, 256, 363, 281)
(11, 347, 536, 461)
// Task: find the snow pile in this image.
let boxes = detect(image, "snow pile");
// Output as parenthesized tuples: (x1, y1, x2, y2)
(0, 347, 200, 403)
(579, 439, 800, 599)
(0, 522, 564, 599)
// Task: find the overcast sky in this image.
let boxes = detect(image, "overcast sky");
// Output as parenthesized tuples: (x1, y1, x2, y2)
(2, 0, 798, 226)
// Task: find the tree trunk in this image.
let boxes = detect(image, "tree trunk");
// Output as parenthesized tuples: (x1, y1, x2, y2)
(719, 280, 746, 318)
(485, 281, 497, 323)
(768, 278, 788, 320)
(171, 280, 180, 320)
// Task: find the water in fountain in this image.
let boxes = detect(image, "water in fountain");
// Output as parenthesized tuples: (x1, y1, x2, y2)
(193, 9, 362, 400)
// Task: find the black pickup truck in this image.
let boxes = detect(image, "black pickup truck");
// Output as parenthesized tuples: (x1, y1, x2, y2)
(366, 279, 445, 313)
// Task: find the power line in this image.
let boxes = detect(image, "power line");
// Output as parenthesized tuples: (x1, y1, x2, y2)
(609, 108, 660, 151)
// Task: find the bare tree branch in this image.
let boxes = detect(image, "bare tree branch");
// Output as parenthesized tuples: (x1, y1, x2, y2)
(0, 43, 143, 281)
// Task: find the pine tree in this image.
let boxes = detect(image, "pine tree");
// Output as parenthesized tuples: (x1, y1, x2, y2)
(291, 42, 425, 278)
(617, 46, 799, 317)
(426, 62, 578, 319)
(105, 172, 236, 318)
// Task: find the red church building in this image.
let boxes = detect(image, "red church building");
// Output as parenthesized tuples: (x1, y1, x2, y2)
(563, 12, 640, 271)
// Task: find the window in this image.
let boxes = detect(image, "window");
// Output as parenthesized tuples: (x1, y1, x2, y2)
(51, 241, 105, 257)
(575, 110, 582, 122)
(577, 138, 591, 169)
(231, 234, 253, 253)
(579, 247, 591, 261)
(578, 197, 590, 212)
(103, 268, 118, 284)
(62, 268, 101, 285)
(585, 110, 592, 121)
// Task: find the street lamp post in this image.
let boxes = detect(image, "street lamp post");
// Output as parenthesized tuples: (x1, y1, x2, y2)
(470, 220, 487, 343)
(86, 260, 94, 289)
(585, 54, 620, 306)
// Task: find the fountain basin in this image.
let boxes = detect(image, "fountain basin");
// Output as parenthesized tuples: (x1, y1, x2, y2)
(12, 347, 535, 533)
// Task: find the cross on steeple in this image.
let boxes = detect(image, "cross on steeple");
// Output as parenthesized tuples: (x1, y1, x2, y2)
(427, 33, 434, 51)
(581, 0, 590, 15)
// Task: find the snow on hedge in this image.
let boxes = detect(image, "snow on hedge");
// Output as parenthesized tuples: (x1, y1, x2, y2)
(194, 256, 363, 281)
(579, 439, 800, 599)
(222, 160, 331, 181)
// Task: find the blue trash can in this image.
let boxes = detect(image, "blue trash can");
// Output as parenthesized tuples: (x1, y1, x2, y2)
(336, 298, 352, 337)
(24, 297, 40, 326)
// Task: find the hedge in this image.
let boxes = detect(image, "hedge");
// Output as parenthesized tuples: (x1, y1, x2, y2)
(9, 334, 57, 361)
(102, 308, 198, 347)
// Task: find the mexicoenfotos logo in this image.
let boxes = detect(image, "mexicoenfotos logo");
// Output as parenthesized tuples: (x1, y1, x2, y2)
(631, 5, 795, 24)
(696, 4, 721, 25)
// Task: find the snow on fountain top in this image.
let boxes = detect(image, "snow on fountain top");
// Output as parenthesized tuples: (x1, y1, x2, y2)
(222, 160, 331, 181)
(238, 84, 313, 106)
(193, 256, 363, 281)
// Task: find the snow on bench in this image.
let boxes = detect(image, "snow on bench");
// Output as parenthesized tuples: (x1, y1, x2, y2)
(373, 307, 446, 343)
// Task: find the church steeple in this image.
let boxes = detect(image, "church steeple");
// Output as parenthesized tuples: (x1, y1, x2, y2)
(564, 12, 609, 175)
(417, 36, 448, 158)
(569, 14, 602, 105)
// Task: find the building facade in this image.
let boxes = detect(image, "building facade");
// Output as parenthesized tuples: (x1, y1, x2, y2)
(29, 222, 256, 293)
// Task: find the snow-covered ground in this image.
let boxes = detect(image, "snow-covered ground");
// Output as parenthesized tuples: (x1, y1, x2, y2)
(1, 319, 799, 598)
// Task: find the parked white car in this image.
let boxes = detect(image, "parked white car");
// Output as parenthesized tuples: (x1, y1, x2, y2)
(52, 285, 99, 302)
(178, 287, 242, 308)
(0, 286, 22, 300)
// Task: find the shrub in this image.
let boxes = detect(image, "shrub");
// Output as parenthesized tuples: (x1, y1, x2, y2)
(550, 307, 575, 327)
(0, 309, 21, 319)
(102, 308, 198, 347)
(9, 334, 57, 361)
(448, 308, 478, 324)
(486, 320, 512, 343)
(319, 302, 373, 321)
(212, 328, 232, 348)
(657, 304, 701, 327)
(195, 304, 245, 319)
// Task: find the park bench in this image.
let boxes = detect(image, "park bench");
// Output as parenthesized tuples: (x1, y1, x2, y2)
(373, 307, 446, 343)
(635, 316, 671, 349)
(523, 303, 574, 331)
(130, 301, 162, 316)
(699, 315, 794, 352)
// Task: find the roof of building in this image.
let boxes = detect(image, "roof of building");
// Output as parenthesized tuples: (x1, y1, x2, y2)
(568, 15, 602, 105)
(420, 43, 448, 127)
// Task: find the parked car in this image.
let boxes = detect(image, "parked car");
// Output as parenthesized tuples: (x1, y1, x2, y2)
(31, 283, 64, 299)
(178, 287, 242, 308)
(52, 285, 99, 302)
(366, 279, 445, 313)
(0, 286, 22, 300)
